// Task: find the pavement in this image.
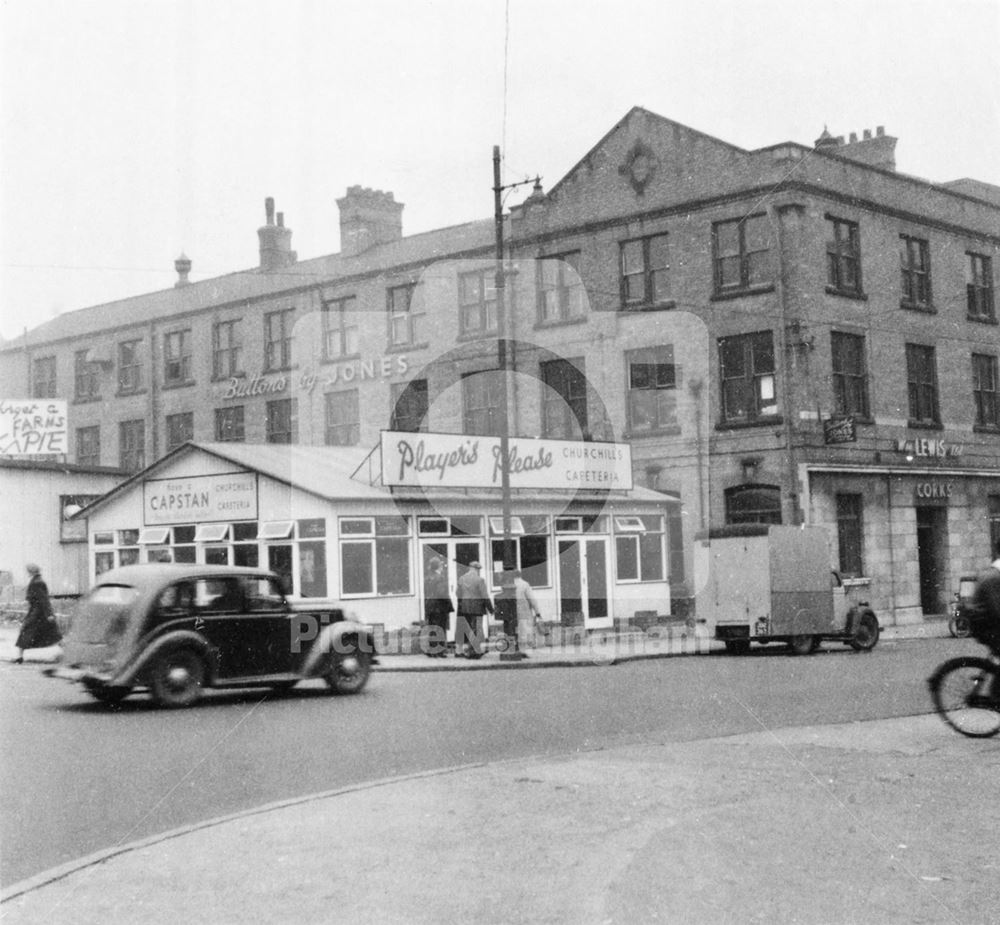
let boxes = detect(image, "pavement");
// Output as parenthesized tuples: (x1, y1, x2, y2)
(0, 616, 954, 672)
(5, 617, 988, 925)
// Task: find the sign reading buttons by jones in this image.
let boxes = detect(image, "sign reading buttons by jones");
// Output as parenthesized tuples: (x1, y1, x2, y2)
(914, 482, 953, 500)
(143, 473, 258, 525)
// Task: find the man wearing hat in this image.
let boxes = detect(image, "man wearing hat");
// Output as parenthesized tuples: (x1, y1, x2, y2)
(455, 560, 494, 659)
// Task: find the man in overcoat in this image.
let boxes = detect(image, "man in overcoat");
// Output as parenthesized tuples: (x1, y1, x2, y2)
(454, 561, 493, 659)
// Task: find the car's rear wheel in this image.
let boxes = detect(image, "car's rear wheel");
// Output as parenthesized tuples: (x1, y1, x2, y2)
(324, 641, 371, 695)
(150, 649, 205, 708)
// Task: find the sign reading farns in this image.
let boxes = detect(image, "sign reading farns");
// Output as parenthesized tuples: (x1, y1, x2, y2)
(380, 431, 633, 490)
(0, 400, 68, 456)
(143, 472, 258, 525)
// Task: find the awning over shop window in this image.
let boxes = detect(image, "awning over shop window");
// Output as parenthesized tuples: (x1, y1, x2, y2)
(257, 521, 294, 540)
(614, 515, 646, 533)
(194, 523, 230, 543)
(489, 516, 525, 535)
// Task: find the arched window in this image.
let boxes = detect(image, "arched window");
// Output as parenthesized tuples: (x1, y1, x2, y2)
(724, 484, 782, 525)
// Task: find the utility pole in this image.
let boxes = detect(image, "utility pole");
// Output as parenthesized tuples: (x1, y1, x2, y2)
(492, 145, 539, 661)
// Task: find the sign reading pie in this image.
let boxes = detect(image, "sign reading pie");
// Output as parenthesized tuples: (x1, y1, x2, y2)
(0, 399, 68, 456)
(380, 431, 633, 491)
(143, 472, 258, 525)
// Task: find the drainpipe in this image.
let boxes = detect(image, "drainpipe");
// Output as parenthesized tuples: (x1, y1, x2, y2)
(689, 378, 707, 530)
(885, 471, 897, 625)
(149, 319, 159, 460)
(772, 203, 804, 525)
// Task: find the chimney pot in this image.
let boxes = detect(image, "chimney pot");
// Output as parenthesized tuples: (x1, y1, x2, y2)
(174, 253, 192, 288)
(863, 129, 872, 140)
(258, 199, 296, 270)
(876, 126, 885, 137)
(849, 132, 858, 144)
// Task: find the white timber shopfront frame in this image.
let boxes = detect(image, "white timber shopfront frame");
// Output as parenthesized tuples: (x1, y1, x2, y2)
(77, 443, 677, 634)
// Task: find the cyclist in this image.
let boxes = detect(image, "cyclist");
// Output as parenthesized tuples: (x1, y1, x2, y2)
(971, 541, 1000, 668)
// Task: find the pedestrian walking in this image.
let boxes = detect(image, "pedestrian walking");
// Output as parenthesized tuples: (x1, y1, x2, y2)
(14, 564, 62, 663)
(455, 561, 493, 659)
(513, 570, 542, 652)
(423, 556, 453, 658)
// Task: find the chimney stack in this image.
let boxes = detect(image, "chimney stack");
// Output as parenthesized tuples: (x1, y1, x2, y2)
(814, 125, 897, 171)
(174, 253, 192, 288)
(337, 186, 404, 257)
(258, 198, 297, 271)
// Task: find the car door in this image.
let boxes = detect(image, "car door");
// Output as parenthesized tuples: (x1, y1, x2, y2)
(192, 576, 271, 678)
(240, 575, 296, 674)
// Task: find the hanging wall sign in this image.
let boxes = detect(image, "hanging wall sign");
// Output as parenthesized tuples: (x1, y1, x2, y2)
(823, 415, 855, 444)
(380, 430, 633, 490)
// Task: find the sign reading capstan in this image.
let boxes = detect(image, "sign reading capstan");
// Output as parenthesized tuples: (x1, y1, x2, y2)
(380, 431, 633, 490)
(143, 472, 258, 525)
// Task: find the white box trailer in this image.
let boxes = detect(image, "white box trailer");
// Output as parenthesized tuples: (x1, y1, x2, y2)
(697, 525, 880, 655)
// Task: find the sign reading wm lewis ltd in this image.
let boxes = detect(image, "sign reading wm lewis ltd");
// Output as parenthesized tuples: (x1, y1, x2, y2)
(143, 472, 258, 525)
(380, 431, 633, 491)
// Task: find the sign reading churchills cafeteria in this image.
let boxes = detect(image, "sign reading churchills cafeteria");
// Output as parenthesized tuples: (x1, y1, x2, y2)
(143, 472, 258, 525)
(380, 431, 633, 491)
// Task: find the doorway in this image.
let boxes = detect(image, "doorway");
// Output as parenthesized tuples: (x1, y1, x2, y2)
(556, 537, 611, 630)
(916, 506, 948, 615)
(267, 545, 293, 596)
(420, 539, 486, 641)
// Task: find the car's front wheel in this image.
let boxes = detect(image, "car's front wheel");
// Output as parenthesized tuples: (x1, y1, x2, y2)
(324, 641, 371, 695)
(86, 683, 132, 706)
(150, 649, 205, 708)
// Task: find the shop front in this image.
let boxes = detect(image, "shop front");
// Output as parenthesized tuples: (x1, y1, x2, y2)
(78, 441, 678, 637)
(805, 462, 1000, 625)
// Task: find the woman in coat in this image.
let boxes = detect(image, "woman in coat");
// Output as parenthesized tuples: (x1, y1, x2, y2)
(423, 557, 453, 658)
(14, 564, 62, 663)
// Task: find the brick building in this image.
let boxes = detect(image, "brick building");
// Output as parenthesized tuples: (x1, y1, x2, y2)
(1, 107, 998, 624)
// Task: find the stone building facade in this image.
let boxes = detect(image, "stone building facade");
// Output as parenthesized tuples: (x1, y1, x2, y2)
(2, 107, 998, 623)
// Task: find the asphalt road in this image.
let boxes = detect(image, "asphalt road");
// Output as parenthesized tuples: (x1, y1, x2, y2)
(0, 636, 978, 887)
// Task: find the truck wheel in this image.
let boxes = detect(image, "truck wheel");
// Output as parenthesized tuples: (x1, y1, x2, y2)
(150, 649, 205, 708)
(949, 613, 971, 638)
(724, 640, 751, 655)
(849, 611, 880, 651)
(788, 634, 818, 656)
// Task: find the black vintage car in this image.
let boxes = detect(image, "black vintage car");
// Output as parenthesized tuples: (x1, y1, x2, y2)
(47, 564, 377, 707)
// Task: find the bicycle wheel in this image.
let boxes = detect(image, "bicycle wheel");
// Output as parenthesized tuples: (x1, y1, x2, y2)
(929, 656, 1000, 738)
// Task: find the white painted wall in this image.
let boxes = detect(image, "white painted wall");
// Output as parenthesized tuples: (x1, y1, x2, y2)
(0, 466, 123, 598)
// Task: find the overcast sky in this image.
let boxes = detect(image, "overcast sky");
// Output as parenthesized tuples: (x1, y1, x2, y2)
(1, 0, 998, 341)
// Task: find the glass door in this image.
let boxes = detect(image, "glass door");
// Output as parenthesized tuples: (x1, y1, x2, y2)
(557, 537, 611, 630)
(420, 539, 485, 641)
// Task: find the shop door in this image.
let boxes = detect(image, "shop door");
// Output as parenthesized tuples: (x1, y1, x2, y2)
(420, 539, 485, 641)
(916, 507, 947, 615)
(267, 545, 293, 596)
(557, 538, 611, 630)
